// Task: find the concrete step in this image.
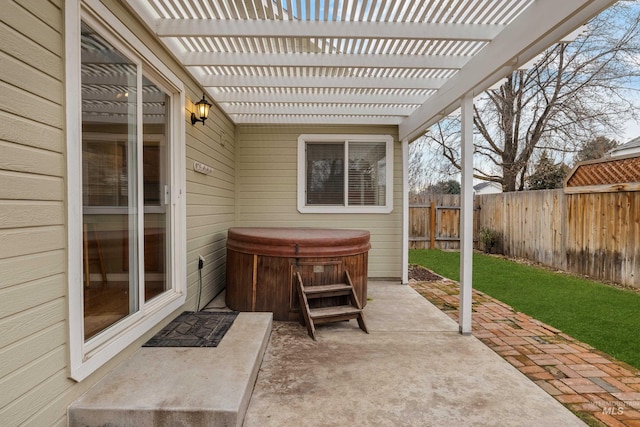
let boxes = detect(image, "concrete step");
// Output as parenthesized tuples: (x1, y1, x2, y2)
(69, 312, 272, 427)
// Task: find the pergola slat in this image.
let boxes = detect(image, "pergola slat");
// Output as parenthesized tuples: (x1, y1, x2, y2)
(180, 51, 470, 69)
(209, 90, 432, 104)
(155, 19, 505, 40)
(123, 0, 615, 135)
(228, 114, 404, 125)
(200, 74, 448, 89)
(221, 103, 417, 116)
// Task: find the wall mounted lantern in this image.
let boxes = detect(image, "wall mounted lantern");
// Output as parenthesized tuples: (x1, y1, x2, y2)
(191, 94, 212, 125)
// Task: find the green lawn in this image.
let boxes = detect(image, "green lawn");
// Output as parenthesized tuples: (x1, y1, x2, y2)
(409, 249, 640, 369)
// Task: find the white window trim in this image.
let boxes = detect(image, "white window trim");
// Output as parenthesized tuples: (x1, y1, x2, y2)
(65, 0, 186, 381)
(297, 134, 394, 214)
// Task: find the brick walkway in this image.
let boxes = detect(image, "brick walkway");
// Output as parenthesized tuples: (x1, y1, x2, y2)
(410, 277, 640, 427)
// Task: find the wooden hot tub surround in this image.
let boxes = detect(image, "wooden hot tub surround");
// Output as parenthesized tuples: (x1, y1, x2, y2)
(225, 227, 370, 321)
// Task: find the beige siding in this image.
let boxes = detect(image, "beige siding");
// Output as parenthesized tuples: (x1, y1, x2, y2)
(2, 2, 405, 426)
(185, 104, 236, 310)
(0, 1, 71, 425)
(0, 1, 235, 425)
(236, 125, 403, 278)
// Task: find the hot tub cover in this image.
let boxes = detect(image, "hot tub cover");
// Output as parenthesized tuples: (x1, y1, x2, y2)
(227, 227, 371, 257)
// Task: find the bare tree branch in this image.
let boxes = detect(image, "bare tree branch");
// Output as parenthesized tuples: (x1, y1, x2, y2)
(418, 2, 640, 191)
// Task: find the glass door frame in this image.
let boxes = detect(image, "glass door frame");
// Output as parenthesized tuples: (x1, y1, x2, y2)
(66, 0, 186, 382)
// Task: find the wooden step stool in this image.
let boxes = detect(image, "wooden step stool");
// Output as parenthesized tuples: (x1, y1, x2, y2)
(295, 270, 368, 340)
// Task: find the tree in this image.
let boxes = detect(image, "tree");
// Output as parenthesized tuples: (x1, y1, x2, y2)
(428, 179, 461, 194)
(575, 136, 619, 162)
(408, 135, 458, 194)
(424, 2, 640, 192)
(527, 151, 570, 190)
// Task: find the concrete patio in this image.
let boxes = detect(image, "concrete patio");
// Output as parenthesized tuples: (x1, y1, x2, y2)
(243, 281, 584, 426)
(69, 281, 585, 426)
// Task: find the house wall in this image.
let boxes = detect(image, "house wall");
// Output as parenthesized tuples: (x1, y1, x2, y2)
(611, 147, 640, 157)
(475, 184, 502, 195)
(235, 125, 403, 279)
(0, 1, 234, 424)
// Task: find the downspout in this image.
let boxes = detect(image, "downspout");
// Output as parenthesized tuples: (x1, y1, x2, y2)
(402, 138, 409, 285)
(459, 93, 474, 334)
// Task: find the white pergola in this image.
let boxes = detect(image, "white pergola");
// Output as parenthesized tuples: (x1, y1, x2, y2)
(124, 0, 616, 333)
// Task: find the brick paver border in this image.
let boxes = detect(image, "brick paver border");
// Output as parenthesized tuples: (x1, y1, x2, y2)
(410, 277, 640, 427)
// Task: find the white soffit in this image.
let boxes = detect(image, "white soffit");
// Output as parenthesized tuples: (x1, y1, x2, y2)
(125, 0, 616, 140)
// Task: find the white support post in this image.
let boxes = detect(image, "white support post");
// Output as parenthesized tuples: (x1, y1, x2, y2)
(402, 138, 409, 284)
(459, 93, 474, 335)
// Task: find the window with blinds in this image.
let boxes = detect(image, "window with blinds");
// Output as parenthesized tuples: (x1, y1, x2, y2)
(348, 142, 386, 206)
(298, 135, 393, 213)
(306, 143, 344, 205)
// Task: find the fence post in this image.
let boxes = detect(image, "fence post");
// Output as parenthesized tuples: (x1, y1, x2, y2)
(429, 202, 436, 249)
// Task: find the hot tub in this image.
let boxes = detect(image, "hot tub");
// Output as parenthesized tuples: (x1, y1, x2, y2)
(225, 227, 370, 321)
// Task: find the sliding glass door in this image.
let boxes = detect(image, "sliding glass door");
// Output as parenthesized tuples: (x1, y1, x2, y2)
(81, 22, 172, 340)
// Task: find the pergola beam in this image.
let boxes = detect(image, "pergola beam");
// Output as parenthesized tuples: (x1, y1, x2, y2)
(182, 51, 470, 69)
(208, 90, 433, 104)
(221, 103, 416, 116)
(201, 74, 447, 89)
(156, 19, 504, 41)
(230, 114, 404, 125)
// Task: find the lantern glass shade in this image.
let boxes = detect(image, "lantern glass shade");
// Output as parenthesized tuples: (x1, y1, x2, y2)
(197, 100, 210, 119)
(191, 94, 212, 125)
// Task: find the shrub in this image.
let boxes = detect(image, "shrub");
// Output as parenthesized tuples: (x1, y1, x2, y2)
(478, 227, 500, 253)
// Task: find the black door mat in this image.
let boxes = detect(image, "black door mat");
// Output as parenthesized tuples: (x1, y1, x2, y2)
(143, 311, 239, 347)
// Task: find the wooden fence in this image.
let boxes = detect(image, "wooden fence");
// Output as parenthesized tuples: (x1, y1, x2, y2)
(475, 189, 640, 288)
(474, 190, 566, 267)
(410, 189, 640, 288)
(409, 193, 461, 250)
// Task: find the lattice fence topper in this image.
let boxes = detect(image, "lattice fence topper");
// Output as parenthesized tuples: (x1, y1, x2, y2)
(564, 154, 640, 194)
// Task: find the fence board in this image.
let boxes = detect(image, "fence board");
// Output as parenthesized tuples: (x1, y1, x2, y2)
(409, 194, 461, 250)
(476, 189, 639, 288)
(410, 189, 640, 288)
